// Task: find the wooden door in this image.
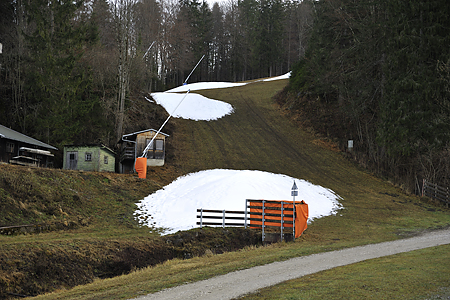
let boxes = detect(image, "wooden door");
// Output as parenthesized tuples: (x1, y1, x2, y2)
(67, 151, 78, 170)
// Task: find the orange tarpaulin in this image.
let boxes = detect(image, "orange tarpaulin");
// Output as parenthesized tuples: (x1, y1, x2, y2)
(135, 157, 147, 179)
(249, 200, 308, 238)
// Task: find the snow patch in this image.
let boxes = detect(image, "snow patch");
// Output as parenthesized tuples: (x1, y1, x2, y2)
(263, 72, 291, 81)
(151, 92, 234, 121)
(166, 82, 247, 93)
(150, 72, 290, 121)
(134, 169, 343, 235)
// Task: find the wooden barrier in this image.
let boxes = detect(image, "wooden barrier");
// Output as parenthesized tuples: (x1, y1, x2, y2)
(423, 179, 450, 207)
(197, 199, 308, 242)
(196, 209, 247, 228)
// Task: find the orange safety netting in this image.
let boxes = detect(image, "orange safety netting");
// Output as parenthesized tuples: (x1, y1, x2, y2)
(249, 200, 308, 238)
(135, 157, 147, 179)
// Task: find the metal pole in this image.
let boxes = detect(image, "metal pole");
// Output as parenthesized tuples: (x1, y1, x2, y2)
(222, 210, 225, 228)
(200, 208, 203, 228)
(141, 90, 190, 157)
(292, 181, 297, 242)
(184, 55, 205, 85)
(143, 41, 155, 59)
(262, 200, 265, 242)
(293, 202, 296, 241)
(281, 201, 284, 242)
(293, 194, 296, 241)
(141, 52, 202, 158)
(245, 200, 248, 229)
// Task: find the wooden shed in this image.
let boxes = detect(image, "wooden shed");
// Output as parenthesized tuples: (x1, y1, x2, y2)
(119, 129, 169, 174)
(63, 144, 116, 172)
(0, 124, 57, 167)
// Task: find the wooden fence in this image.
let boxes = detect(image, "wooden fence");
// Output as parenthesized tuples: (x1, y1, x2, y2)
(196, 209, 247, 228)
(422, 179, 450, 207)
(197, 200, 301, 242)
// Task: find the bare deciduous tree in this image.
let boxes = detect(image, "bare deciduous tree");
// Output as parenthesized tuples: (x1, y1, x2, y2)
(111, 0, 137, 142)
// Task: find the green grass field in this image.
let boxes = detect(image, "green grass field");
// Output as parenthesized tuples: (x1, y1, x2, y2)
(2, 78, 449, 300)
(237, 245, 450, 300)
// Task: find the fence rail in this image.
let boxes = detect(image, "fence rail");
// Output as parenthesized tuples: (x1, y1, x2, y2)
(196, 209, 246, 228)
(423, 179, 450, 207)
(197, 199, 300, 242)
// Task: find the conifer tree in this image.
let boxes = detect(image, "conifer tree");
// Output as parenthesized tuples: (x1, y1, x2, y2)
(378, 0, 450, 157)
(24, 0, 98, 146)
(257, 0, 285, 77)
(289, 0, 450, 189)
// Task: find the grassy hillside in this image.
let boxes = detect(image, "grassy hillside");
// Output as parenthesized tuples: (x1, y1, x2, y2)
(0, 165, 261, 299)
(1, 78, 449, 299)
(172, 79, 450, 239)
(0, 164, 161, 229)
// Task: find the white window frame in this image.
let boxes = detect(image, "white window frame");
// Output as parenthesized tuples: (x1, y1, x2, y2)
(85, 152, 92, 161)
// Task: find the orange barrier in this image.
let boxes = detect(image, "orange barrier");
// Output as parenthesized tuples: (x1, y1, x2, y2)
(135, 157, 147, 179)
(249, 200, 308, 238)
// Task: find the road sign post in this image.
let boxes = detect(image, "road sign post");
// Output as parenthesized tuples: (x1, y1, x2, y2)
(291, 181, 298, 241)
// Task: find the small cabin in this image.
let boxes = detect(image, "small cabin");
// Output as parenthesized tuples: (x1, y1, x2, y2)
(63, 144, 115, 172)
(0, 124, 57, 167)
(119, 129, 169, 174)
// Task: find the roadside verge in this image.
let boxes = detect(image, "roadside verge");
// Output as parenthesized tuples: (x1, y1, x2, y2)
(133, 228, 450, 300)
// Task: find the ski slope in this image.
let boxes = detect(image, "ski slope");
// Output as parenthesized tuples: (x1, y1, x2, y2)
(135, 73, 343, 234)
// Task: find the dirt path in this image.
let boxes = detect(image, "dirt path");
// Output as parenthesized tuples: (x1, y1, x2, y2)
(132, 228, 450, 300)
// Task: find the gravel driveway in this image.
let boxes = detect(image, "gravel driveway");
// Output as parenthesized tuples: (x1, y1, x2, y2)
(132, 228, 450, 300)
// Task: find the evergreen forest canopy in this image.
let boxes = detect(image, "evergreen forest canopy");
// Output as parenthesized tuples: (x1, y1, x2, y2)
(0, 0, 449, 193)
(286, 0, 450, 192)
(0, 0, 312, 155)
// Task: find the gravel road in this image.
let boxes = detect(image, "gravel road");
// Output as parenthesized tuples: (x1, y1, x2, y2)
(132, 228, 450, 300)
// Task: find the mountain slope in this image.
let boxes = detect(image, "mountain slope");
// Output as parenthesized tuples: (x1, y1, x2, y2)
(165, 77, 449, 244)
(3, 77, 449, 300)
(171, 80, 383, 211)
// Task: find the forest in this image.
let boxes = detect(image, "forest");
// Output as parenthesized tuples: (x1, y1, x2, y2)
(0, 0, 311, 153)
(283, 0, 450, 193)
(1, 0, 449, 193)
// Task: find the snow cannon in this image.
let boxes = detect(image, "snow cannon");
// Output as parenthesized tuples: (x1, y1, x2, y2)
(135, 157, 147, 179)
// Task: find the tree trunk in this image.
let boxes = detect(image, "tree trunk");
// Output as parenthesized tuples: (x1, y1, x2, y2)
(113, 0, 135, 142)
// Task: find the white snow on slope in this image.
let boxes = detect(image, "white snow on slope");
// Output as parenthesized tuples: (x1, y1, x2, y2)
(166, 82, 247, 93)
(134, 169, 343, 235)
(150, 72, 290, 121)
(263, 72, 291, 81)
(151, 92, 234, 121)
(137, 73, 343, 235)
(165, 72, 291, 93)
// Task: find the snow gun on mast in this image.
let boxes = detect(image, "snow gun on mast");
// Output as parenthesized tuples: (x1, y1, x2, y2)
(135, 55, 205, 179)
